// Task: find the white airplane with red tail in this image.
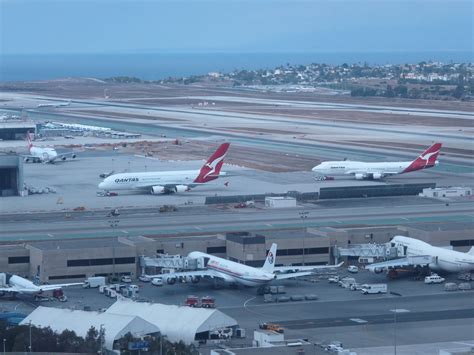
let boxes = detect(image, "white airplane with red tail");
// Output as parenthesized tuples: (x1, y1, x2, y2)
(98, 143, 230, 194)
(23, 132, 77, 163)
(312, 143, 442, 180)
(146, 243, 343, 287)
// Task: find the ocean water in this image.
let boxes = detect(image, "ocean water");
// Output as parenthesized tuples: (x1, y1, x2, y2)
(1, 51, 471, 82)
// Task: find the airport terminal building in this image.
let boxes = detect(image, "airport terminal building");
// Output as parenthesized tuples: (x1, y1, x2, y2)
(1, 223, 473, 283)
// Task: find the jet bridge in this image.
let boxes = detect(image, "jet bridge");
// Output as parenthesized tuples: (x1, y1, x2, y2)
(334, 243, 399, 262)
(139, 255, 203, 274)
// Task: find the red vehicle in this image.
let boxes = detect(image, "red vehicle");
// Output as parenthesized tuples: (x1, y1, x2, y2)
(185, 295, 200, 307)
(201, 296, 215, 308)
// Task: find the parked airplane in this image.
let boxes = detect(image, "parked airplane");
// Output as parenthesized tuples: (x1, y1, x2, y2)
(0, 272, 82, 297)
(37, 100, 71, 108)
(23, 132, 77, 163)
(98, 143, 230, 194)
(146, 243, 343, 287)
(366, 236, 474, 275)
(312, 143, 442, 180)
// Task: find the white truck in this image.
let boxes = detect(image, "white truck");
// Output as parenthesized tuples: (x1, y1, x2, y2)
(83, 276, 106, 288)
(361, 283, 387, 294)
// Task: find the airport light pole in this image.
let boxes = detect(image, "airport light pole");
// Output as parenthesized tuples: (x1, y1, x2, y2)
(28, 320, 32, 353)
(299, 211, 309, 265)
(390, 291, 402, 355)
(3, 338, 6, 354)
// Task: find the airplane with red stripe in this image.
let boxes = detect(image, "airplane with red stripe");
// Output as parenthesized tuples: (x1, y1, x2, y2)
(146, 243, 343, 287)
(98, 143, 230, 194)
(312, 143, 442, 180)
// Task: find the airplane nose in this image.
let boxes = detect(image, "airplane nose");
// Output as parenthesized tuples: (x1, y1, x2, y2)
(98, 182, 105, 189)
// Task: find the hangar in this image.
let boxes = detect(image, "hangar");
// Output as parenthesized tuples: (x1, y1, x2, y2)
(0, 118, 36, 140)
(20, 306, 160, 351)
(0, 154, 24, 196)
(106, 298, 238, 344)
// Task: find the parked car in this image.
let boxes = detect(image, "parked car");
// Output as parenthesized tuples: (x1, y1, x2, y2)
(347, 265, 359, 273)
(151, 277, 163, 286)
(138, 275, 151, 282)
(120, 276, 132, 283)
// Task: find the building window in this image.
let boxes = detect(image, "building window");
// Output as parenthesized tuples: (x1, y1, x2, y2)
(49, 274, 86, 280)
(206, 246, 226, 254)
(8, 256, 30, 264)
(450, 239, 474, 247)
(156, 249, 164, 254)
(305, 247, 329, 255)
(90, 258, 114, 266)
(67, 259, 90, 267)
(273, 247, 329, 257)
(115, 257, 135, 264)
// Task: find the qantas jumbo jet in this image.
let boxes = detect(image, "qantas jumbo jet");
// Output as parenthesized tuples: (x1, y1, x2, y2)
(146, 243, 343, 287)
(23, 132, 77, 163)
(98, 143, 230, 194)
(312, 143, 442, 180)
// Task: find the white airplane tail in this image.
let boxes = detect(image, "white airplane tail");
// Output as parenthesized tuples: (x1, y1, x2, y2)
(26, 131, 33, 152)
(468, 246, 474, 255)
(262, 243, 277, 273)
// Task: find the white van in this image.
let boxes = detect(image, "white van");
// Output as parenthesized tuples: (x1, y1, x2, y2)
(361, 283, 387, 294)
(424, 275, 445, 284)
(152, 277, 163, 286)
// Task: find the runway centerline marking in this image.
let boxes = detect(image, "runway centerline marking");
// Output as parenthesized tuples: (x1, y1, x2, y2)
(390, 309, 410, 313)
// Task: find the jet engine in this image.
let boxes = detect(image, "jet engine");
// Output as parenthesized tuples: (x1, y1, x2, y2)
(355, 173, 366, 180)
(61, 156, 67, 161)
(24, 157, 30, 163)
(72, 154, 77, 159)
(373, 267, 384, 274)
(150, 186, 166, 194)
(372, 173, 383, 180)
(174, 185, 190, 193)
(167, 277, 176, 285)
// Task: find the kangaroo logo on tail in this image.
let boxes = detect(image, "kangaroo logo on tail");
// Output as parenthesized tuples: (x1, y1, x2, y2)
(403, 143, 442, 173)
(26, 131, 33, 152)
(194, 143, 230, 183)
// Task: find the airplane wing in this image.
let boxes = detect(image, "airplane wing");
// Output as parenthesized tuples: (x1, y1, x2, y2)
(365, 255, 434, 272)
(274, 262, 344, 273)
(146, 269, 228, 282)
(21, 155, 41, 162)
(275, 271, 313, 280)
(0, 286, 20, 293)
(38, 282, 84, 291)
(55, 152, 77, 161)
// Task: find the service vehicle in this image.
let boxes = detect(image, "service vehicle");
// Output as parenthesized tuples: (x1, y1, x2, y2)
(328, 275, 340, 283)
(201, 296, 216, 308)
(424, 274, 445, 284)
(339, 277, 356, 288)
(259, 322, 284, 333)
(185, 295, 200, 307)
(361, 283, 387, 294)
(151, 277, 163, 286)
(139, 275, 151, 282)
(83, 276, 106, 288)
(347, 265, 359, 273)
(121, 275, 132, 283)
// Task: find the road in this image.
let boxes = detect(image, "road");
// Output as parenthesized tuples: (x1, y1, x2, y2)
(1, 199, 473, 242)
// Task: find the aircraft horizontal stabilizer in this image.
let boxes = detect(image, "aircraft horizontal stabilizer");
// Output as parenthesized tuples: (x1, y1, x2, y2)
(275, 271, 313, 280)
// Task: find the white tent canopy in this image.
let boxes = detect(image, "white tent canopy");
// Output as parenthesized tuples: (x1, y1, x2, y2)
(106, 299, 238, 344)
(20, 306, 160, 350)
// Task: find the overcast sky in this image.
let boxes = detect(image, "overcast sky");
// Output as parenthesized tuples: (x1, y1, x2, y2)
(1, 0, 472, 55)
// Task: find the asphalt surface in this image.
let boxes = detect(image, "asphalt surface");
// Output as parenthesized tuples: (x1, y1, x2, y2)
(1, 199, 472, 242)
